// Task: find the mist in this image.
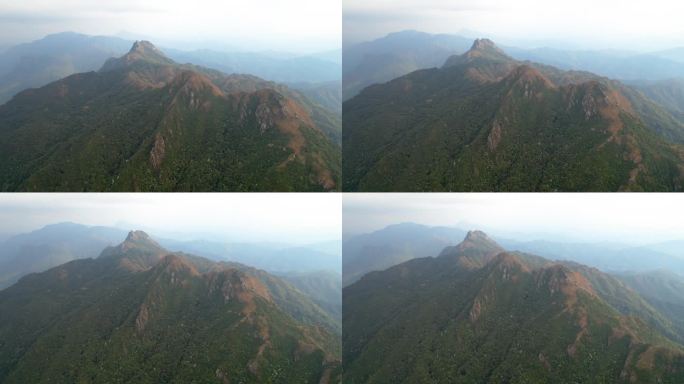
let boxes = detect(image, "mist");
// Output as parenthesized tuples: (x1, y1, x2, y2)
(0, 193, 341, 245)
(0, 0, 341, 53)
(344, 0, 684, 51)
(343, 193, 684, 245)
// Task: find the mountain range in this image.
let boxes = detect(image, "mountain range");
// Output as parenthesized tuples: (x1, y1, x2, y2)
(343, 230, 684, 383)
(342, 222, 684, 287)
(0, 230, 341, 383)
(343, 37, 684, 191)
(0, 32, 341, 105)
(0, 222, 342, 290)
(342, 30, 684, 101)
(0, 40, 341, 191)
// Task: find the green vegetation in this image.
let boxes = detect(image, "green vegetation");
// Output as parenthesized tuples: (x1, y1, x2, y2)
(0, 41, 341, 192)
(342, 39, 684, 192)
(0, 231, 341, 383)
(343, 231, 684, 383)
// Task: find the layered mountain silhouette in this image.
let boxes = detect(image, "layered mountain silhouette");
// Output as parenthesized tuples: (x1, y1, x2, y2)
(0, 41, 341, 191)
(0, 231, 341, 383)
(343, 38, 684, 191)
(343, 230, 684, 383)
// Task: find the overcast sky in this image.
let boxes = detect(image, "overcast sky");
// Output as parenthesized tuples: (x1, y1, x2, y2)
(344, 193, 684, 245)
(344, 0, 684, 51)
(0, 193, 341, 244)
(0, 0, 341, 53)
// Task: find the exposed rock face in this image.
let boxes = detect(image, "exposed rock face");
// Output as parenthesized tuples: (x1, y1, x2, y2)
(150, 133, 166, 170)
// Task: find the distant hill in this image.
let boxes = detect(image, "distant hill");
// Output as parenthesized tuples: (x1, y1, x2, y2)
(342, 30, 473, 100)
(343, 222, 467, 286)
(343, 38, 684, 191)
(0, 223, 126, 289)
(0, 32, 132, 104)
(343, 230, 684, 383)
(0, 231, 341, 383)
(0, 41, 341, 191)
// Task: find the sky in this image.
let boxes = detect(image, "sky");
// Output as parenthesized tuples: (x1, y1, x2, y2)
(0, 193, 341, 244)
(344, 0, 684, 51)
(344, 193, 684, 245)
(0, 0, 341, 53)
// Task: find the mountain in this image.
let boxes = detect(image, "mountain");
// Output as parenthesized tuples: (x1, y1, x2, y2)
(506, 46, 684, 82)
(343, 223, 467, 286)
(342, 224, 529, 286)
(157, 239, 342, 274)
(618, 270, 684, 343)
(343, 231, 684, 383)
(280, 270, 342, 325)
(633, 78, 684, 122)
(0, 41, 341, 191)
(498, 238, 684, 275)
(166, 48, 341, 84)
(0, 32, 342, 105)
(0, 231, 341, 383)
(343, 31, 684, 102)
(0, 223, 127, 289)
(343, 30, 473, 100)
(0, 223, 343, 291)
(343, 38, 684, 191)
(0, 32, 132, 104)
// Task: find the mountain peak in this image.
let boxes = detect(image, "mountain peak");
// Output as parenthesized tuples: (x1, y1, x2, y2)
(437, 230, 505, 269)
(470, 38, 497, 51)
(100, 40, 174, 71)
(464, 38, 509, 59)
(459, 230, 502, 251)
(443, 38, 512, 68)
(129, 40, 158, 54)
(125, 230, 152, 242)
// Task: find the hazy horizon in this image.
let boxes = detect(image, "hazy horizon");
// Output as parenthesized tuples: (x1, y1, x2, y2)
(344, 0, 684, 51)
(0, 194, 342, 245)
(0, 0, 341, 54)
(344, 194, 684, 245)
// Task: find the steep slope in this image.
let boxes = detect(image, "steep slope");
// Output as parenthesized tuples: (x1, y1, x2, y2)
(343, 231, 684, 383)
(343, 223, 467, 286)
(0, 41, 340, 191)
(0, 231, 341, 383)
(343, 38, 684, 191)
(618, 270, 684, 344)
